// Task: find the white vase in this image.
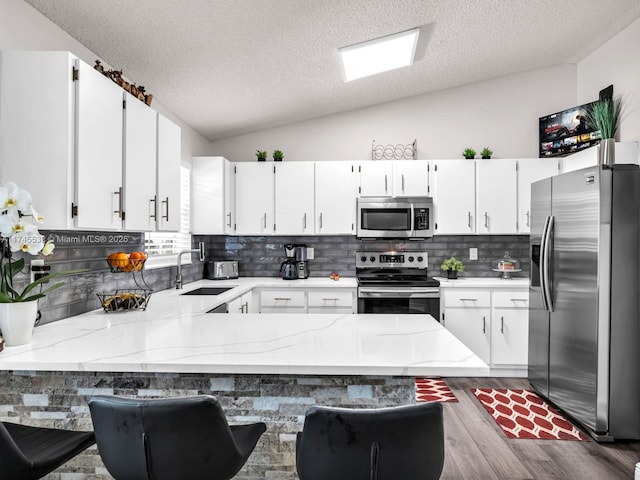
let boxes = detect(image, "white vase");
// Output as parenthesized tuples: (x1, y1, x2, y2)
(0, 301, 38, 346)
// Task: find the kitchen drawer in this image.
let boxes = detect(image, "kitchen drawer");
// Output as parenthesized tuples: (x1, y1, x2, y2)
(443, 290, 490, 308)
(307, 290, 354, 308)
(492, 291, 529, 308)
(260, 290, 306, 308)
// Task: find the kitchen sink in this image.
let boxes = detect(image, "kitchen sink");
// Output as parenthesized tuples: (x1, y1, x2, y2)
(181, 287, 235, 296)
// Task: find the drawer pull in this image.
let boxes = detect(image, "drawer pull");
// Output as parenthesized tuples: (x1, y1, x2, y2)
(273, 297, 292, 301)
(510, 298, 527, 302)
(501, 316, 504, 333)
(460, 298, 478, 301)
(322, 298, 340, 301)
(482, 316, 486, 334)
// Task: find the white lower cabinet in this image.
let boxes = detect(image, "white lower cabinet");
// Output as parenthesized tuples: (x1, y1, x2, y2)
(227, 292, 254, 314)
(257, 288, 356, 314)
(260, 290, 306, 313)
(307, 290, 355, 314)
(441, 285, 529, 375)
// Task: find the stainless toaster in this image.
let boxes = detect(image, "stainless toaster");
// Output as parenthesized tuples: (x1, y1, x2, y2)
(207, 261, 239, 279)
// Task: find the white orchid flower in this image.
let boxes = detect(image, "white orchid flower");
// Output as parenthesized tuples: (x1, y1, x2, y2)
(29, 205, 45, 224)
(41, 240, 55, 256)
(9, 227, 45, 255)
(0, 182, 32, 212)
(0, 210, 21, 236)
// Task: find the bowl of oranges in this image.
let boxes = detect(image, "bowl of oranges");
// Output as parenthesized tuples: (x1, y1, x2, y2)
(107, 251, 147, 273)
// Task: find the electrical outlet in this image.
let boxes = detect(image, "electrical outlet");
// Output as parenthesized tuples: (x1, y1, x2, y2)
(30, 260, 50, 283)
(307, 247, 315, 260)
(469, 248, 478, 261)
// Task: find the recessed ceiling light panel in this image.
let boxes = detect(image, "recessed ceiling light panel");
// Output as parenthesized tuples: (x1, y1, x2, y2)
(339, 28, 420, 82)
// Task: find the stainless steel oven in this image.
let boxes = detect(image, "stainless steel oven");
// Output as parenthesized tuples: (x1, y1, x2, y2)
(356, 251, 440, 320)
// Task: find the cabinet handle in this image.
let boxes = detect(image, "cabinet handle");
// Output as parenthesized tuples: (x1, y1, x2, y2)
(526, 210, 530, 227)
(263, 213, 267, 229)
(303, 213, 307, 230)
(242, 302, 248, 313)
(482, 316, 486, 334)
(402, 175, 405, 193)
(468, 211, 472, 229)
(484, 211, 488, 228)
(501, 316, 504, 334)
(319, 212, 323, 229)
(227, 212, 232, 228)
(114, 187, 123, 219)
(322, 298, 339, 301)
(162, 197, 169, 221)
(460, 298, 478, 301)
(384, 175, 388, 193)
(149, 195, 157, 220)
(274, 297, 291, 301)
(510, 298, 527, 302)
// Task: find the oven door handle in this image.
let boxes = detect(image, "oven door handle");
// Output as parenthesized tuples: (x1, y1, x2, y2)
(358, 288, 440, 299)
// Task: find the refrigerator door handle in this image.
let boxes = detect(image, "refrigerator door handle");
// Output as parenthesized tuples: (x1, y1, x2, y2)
(541, 215, 555, 312)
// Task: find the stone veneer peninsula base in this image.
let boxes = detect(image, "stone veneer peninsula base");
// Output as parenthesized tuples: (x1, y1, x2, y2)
(0, 370, 415, 480)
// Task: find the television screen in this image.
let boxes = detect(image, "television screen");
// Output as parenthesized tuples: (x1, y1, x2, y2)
(539, 102, 601, 157)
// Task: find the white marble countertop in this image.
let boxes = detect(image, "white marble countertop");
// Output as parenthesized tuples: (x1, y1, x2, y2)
(436, 276, 529, 288)
(0, 278, 488, 377)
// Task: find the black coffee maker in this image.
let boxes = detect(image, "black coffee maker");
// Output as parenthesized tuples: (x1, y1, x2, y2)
(280, 244, 297, 280)
(295, 244, 309, 279)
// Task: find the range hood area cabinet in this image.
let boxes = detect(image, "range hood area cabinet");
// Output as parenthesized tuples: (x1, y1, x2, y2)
(0, 51, 181, 232)
(358, 160, 429, 197)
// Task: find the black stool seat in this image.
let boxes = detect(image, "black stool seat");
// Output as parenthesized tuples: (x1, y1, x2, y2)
(1, 421, 96, 480)
(88, 395, 266, 480)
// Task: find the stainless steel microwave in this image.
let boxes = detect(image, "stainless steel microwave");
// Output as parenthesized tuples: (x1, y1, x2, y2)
(356, 196, 434, 239)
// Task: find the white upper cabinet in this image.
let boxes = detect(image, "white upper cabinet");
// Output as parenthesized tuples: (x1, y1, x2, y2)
(274, 162, 315, 235)
(517, 158, 559, 234)
(75, 59, 124, 230)
(0, 51, 75, 229)
(392, 161, 429, 196)
(314, 162, 357, 235)
(234, 163, 275, 235)
(156, 114, 181, 232)
(475, 159, 518, 234)
(192, 156, 235, 235)
(430, 160, 476, 234)
(358, 162, 393, 196)
(123, 92, 157, 231)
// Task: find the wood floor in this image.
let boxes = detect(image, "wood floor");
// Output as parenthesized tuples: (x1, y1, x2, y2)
(441, 377, 640, 479)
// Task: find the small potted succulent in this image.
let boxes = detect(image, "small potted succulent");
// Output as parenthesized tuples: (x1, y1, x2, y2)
(462, 148, 476, 160)
(255, 150, 267, 162)
(273, 149, 284, 162)
(480, 147, 493, 159)
(440, 256, 464, 280)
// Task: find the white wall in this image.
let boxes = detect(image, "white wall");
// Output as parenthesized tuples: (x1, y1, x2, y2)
(577, 18, 640, 142)
(209, 64, 577, 162)
(0, 0, 211, 165)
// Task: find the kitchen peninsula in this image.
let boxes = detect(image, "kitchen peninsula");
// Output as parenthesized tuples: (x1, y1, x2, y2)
(0, 278, 487, 479)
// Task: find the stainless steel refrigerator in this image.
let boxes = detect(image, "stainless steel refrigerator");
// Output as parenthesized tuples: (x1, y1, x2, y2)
(529, 164, 640, 441)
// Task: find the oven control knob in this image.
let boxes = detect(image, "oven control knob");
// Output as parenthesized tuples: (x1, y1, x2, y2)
(360, 256, 367, 262)
(370, 256, 376, 262)
(408, 256, 414, 262)
(417, 256, 424, 262)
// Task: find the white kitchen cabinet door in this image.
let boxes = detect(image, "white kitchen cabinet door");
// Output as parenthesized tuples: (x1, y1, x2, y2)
(0, 51, 75, 229)
(443, 308, 491, 364)
(123, 92, 157, 231)
(75, 59, 124, 230)
(274, 162, 315, 235)
(192, 157, 234, 234)
(234, 163, 275, 234)
(392, 161, 429, 196)
(491, 291, 529, 366)
(476, 159, 518, 234)
(156, 114, 181, 231)
(227, 292, 253, 313)
(517, 158, 559, 234)
(431, 160, 476, 234)
(314, 162, 357, 235)
(359, 161, 393, 196)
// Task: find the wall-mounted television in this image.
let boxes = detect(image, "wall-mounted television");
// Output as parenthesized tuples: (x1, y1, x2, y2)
(539, 102, 601, 157)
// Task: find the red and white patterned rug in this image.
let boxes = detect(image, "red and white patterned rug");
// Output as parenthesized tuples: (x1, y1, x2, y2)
(415, 377, 458, 403)
(472, 388, 589, 441)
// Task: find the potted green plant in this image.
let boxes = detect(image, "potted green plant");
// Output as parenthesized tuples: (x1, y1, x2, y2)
(440, 256, 464, 280)
(586, 98, 622, 165)
(255, 150, 267, 162)
(462, 148, 476, 160)
(273, 149, 284, 162)
(480, 147, 493, 159)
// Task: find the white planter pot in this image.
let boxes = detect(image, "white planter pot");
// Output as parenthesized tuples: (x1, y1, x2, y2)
(0, 301, 38, 346)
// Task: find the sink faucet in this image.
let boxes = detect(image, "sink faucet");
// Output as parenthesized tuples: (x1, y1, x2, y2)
(176, 242, 206, 289)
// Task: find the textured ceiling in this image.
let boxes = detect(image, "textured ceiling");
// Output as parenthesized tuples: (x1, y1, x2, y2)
(23, 0, 640, 142)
